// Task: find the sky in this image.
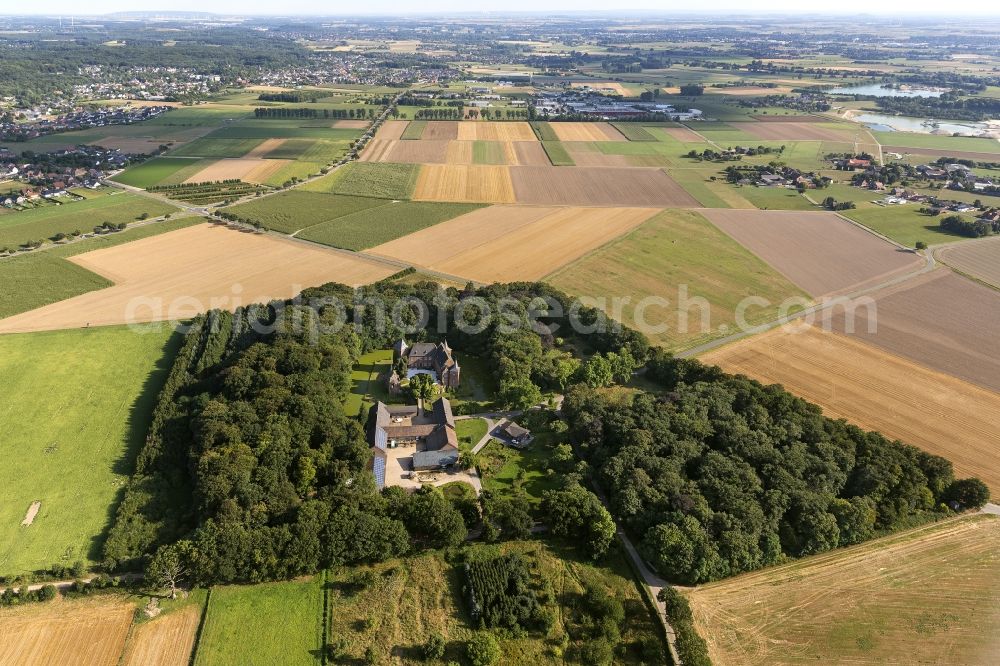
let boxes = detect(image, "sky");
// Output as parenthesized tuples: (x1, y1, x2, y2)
(5, 1, 999, 16)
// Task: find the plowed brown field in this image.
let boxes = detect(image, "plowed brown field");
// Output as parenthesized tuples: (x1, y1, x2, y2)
(360, 139, 394, 162)
(374, 120, 408, 140)
(244, 138, 287, 158)
(332, 120, 370, 129)
(0, 224, 396, 333)
(550, 122, 625, 142)
(368, 205, 659, 282)
(700, 209, 923, 297)
(510, 166, 699, 206)
(701, 325, 1000, 495)
(122, 605, 201, 666)
(831, 269, 1000, 393)
(0, 596, 134, 666)
(386, 139, 450, 163)
(735, 121, 855, 141)
(512, 141, 553, 166)
(685, 515, 1000, 666)
(412, 164, 516, 203)
(456, 122, 536, 142)
(938, 236, 1000, 289)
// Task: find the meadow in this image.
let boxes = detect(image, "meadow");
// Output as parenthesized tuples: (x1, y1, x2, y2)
(0, 193, 178, 249)
(0, 325, 181, 575)
(842, 205, 969, 247)
(298, 201, 482, 251)
(224, 191, 389, 234)
(548, 209, 807, 350)
(111, 157, 208, 189)
(194, 578, 324, 666)
(685, 515, 1000, 665)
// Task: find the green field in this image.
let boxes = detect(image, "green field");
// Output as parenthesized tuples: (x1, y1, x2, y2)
(144, 107, 250, 126)
(401, 119, 427, 140)
(326, 539, 667, 665)
(872, 131, 1000, 154)
(345, 349, 394, 416)
(263, 138, 351, 163)
(478, 440, 563, 503)
(0, 325, 180, 575)
(224, 191, 388, 234)
(0, 193, 179, 249)
(547, 209, 808, 350)
(841, 205, 970, 247)
(195, 577, 323, 666)
(540, 141, 574, 166)
(111, 157, 207, 188)
(306, 161, 421, 200)
(455, 418, 488, 450)
(209, 125, 362, 140)
(669, 169, 735, 208)
(297, 201, 481, 250)
(530, 121, 559, 141)
(169, 137, 265, 158)
(739, 185, 817, 211)
(611, 123, 658, 141)
(473, 141, 509, 165)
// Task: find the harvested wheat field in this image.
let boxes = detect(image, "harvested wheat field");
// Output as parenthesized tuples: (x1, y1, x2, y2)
(332, 119, 370, 129)
(735, 121, 855, 142)
(549, 122, 626, 142)
(122, 605, 201, 666)
(0, 596, 135, 666)
(511, 141, 552, 166)
(385, 139, 450, 163)
(360, 139, 394, 162)
(412, 164, 515, 203)
(700, 209, 923, 297)
(183, 158, 291, 184)
(456, 121, 536, 142)
(831, 269, 1000, 393)
(421, 121, 459, 140)
(374, 120, 408, 141)
(445, 141, 474, 164)
(938, 235, 1000, 289)
(686, 515, 1000, 666)
(702, 325, 1000, 494)
(511, 166, 699, 207)
(369, 205, 658, 283)
(0, 224, 396, 333)
(243, 138, 287, 159)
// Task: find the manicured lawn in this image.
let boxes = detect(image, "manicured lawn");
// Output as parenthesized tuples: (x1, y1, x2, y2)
(224, 191, 389, 234)
(841, 205, 970, 247)
(195, 577, 323, 666)
(0, 217, 200, 320)
(455, 418, 488, 451)
(298, 201, 481, 251)
(548, 209, 808, 350)
(0, 325, 181, 575)
(111, 157, 205, 189)
(345, 349, 394, 416)
(0, 193, 179, 250)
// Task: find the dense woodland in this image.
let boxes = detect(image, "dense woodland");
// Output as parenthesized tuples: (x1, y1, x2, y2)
(106, 278, 987, 592)
(563, 352, 989, 585)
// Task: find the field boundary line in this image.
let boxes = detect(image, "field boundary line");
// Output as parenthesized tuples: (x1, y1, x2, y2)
(189, 587, 213, 666)
(320, 570, 330, 665)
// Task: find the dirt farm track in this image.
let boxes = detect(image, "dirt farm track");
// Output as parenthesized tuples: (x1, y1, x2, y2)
(702, 326, 1000, 496)
(0, 224, 396, 333)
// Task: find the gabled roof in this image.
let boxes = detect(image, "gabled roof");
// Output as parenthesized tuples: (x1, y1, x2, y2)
(432, 397, 455, 429)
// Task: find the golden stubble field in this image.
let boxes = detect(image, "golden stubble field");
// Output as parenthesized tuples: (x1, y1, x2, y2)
(0, 224, 396, 333)
(367, 204, 658, 282)
(684, 515, 1000, 665)
(549, 122, 626, 142)
(412, 164, 516, 203)
(701, 325, 1000, 495)
(183, 158, 291, 184)
(122, 604, 202, 666)
(0, 596, 135, 666)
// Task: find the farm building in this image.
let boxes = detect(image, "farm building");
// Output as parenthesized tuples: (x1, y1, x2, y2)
(367, 397, 460, 488)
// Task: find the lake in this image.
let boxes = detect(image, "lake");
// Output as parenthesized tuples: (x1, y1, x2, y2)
(851, 112, 990, 137)
(827, 84, 944, 98)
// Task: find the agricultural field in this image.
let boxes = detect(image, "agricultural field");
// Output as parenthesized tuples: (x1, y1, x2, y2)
(224, 191, 389, 233)
(670, 168, 755, 208)
(195, 577, 323, 666)
(685, 515, 1000, 665)
(510, 166, 699, 206)
(549, 209, 807, 349)
(0, 217, 200, 320)
(413, 164, 516, 203)
(298, 201, 483, 251)
(0, 224, 396, 333)
(180, 158, 290, 184)
(830, 269, 1000, 394)
(169, 137, 266, 158)
(841, 205, 969, 247)
(540, 141, 574, 166)
(304, 161, 420, 199)
(0, 325, 180, 574)
(455, 121, 536, 141)
(699, 209, 924, 297)
(701, 325, 1000, 495)
(325, 540, 667, 665)
(0, 192, 178, 250)
(111, 157, 211, 189)
(369, 205, 659, 283)
(122, 595, 205, 666)
(734, 185, 817, 211)
(938, 236, 1000, 289)
(548, 122, 626, 142)
(734, 120, 860, 142)
(0, 596, 136, 666)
